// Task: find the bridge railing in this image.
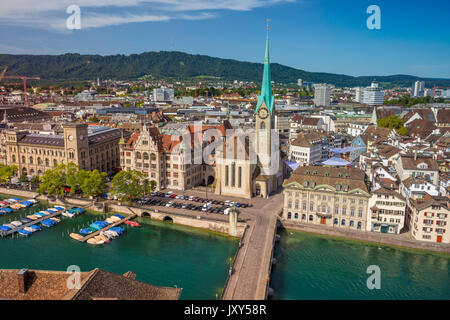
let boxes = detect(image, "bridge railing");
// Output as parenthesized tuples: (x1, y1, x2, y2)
(220, 224, 249, 300)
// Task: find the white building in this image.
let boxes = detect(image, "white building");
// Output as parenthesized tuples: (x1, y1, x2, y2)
(313, 84, 331, 107)
(153, 88, 174, 102)
(354, 87, 363, 103)
(347, 123, 369, 137)
(297, 79, 303, 87)
(289, 134, 322, 166)
(367, 188, 407, 234)
(412, 81, 425, 97)
(363, 82, 384, 105)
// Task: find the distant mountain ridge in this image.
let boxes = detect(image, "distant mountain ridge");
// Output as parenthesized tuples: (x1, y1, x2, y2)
(0, 51, 449, 88)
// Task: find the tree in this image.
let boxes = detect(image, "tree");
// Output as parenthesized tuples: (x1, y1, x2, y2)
(377, 115, 409, 136)
(0, 165, 18, 184)
(110, 170, 148, 204)
(81, 170, 107, 198)
(30, 176, 40, 187)
(19, 172, 28, 183)
(38, 165, 67, 197)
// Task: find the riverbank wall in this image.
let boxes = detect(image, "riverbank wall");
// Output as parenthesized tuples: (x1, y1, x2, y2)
(281, 220, 450, 254)
(0, 188, 245, 237)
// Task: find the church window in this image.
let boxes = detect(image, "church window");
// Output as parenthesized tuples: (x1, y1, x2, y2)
(238, 167, 242, 188)
(260, 122, 266, 131)
(225, 166, 229, 186)
(231, 163, 236, 187)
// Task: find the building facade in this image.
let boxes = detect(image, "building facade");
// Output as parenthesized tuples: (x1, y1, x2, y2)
(367, 188, 407, 234)
(282, 166, 370, 230)
(6, 123, 123, 176)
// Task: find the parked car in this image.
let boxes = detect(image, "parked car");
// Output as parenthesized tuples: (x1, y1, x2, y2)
(166, 201, 173, 207)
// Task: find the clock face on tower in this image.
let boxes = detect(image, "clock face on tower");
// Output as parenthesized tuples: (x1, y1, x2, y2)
(258, 107, 269, 119)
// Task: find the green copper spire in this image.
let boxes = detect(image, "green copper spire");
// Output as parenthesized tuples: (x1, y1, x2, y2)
(255, 23, 274, 115)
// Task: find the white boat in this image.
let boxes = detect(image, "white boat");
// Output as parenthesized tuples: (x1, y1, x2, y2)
(10, 221, 23, 227)
(24, 227, 36, 233)
(27, 199, 38, 204)
(4, 223, 15, 229)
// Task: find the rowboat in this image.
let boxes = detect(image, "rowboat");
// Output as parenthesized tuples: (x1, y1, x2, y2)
(49, 217, 60, 223)
(17, 229, 32, 236)
(24, 227, 36, 233)
(69, 233, 83, 240)
(10, 221, 23, 227)
(29, 225, 41, 231)
(26, 215, 37, 220)
(124, 221, 141, 228)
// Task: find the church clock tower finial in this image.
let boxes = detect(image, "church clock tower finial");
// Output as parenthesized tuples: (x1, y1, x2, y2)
(255, 20, 274, 115)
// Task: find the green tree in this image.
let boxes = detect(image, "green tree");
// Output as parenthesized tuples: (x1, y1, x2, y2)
(19, 172, 28, 183)
(0, 165, 18, 184)
(38, 164, 67, 197)
(30, 176, 41, 187)
(81, 170, 107, 198)
(110, 170, 147, 204)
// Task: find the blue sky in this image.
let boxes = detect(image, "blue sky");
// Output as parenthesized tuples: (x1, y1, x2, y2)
(0, 0, 449, 78)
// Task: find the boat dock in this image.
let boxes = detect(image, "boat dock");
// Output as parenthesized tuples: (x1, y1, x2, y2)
(0, 210, 62, 237)
(78, 214, 138, 242)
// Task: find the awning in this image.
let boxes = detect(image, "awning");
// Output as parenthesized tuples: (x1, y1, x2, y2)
(327, 147, 366, 154)
(285, 161, 300, 171)
(321, 156, 352, 166)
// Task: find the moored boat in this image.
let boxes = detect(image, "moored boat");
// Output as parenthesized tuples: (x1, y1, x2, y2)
(10, 221, 23, 227)
(69, 233, 83, 240)
(17, 229, 31, 236)
(124, 221, 141, 228)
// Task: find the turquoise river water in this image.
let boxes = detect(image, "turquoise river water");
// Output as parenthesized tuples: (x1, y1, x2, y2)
(270, 229, 450, 300)
(0, 198, 238, 299)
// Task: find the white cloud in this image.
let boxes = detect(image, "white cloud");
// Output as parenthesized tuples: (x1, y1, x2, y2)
(0, 0, 292, 30)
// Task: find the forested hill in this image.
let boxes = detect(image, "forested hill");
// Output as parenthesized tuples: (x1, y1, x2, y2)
(1, 51, 449, 87)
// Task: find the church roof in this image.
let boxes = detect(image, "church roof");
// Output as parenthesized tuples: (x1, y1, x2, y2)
(255, 27, 274, 115)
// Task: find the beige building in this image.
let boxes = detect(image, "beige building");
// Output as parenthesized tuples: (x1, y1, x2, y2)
(282, 166, 370, 230)
(6, 123, 123, 176)
(408, 196, 450, 243)
(367, 187, 407, 234)
(119, 122, 230, 191)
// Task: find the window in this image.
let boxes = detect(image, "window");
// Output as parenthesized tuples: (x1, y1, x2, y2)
(287, 212, 291, 219)
(357, 222, 362, 229)
(350, 220, 354, 227)
(342, 208, 346, 215)
(295, 213, 298, 219)
(302, 214, 306, 220)
(295, 201, 299, 209)
(341, 219, 346, 226)
(29, 157, 33, 164)
(225, 166, 229, 186)
(288, 201, 292, 209)
(335, 207, 339, 214)
(310, 203, 314, 211)
(238, 167, 242, 188)
(45, 158, 49, 166)
(309, 215, 313, 221)
(231, 163, 236, 187)
(334, 218, 338, 225)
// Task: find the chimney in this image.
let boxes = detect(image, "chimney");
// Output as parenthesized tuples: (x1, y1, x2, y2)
(17, 269, 29, 294)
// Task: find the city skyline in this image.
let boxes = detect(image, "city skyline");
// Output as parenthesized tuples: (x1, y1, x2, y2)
(0, 0, 449, 78)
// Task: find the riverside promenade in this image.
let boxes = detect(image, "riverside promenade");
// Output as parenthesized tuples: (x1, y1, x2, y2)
(221, 191, 283, 300)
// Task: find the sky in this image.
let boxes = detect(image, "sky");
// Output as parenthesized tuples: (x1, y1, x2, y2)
(0, 0, 449, 78)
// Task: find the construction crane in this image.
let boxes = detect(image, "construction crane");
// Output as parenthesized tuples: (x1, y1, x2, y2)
(2, 74, 40, 107)
(433, 85, 450, 97)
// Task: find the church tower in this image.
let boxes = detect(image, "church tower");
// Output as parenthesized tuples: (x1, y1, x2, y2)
(255, 22, 275, 175)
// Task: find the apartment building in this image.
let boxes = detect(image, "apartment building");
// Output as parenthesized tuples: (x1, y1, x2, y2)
(408, 197, 450, 243)
(367, 188, 407, 234)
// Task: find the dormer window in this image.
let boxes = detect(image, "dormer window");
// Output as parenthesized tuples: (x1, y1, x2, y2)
(343, 185, 349, 191)
(336, 184, 341, 191)
(304, 181, 308, 187)
(325, 171, 330, 177)
(313, 170, 317, 175)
